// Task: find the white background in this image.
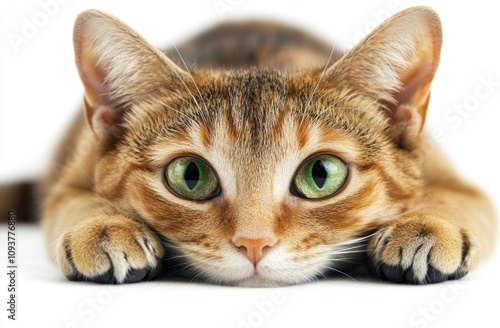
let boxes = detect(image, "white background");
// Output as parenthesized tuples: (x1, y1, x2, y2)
(1, 0, 499, 327)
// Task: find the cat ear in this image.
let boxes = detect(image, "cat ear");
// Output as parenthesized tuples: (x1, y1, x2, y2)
(327, 7, 442, 146)
(73, 10, 188, 138)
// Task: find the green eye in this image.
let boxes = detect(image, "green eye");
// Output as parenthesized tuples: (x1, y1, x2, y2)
(292, 154, 348, 199)
(165, 156, 220, 200)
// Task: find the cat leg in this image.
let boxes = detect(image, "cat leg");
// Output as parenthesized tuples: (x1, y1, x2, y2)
(368, 180, 495, 284)
(43, 186, 165, 284)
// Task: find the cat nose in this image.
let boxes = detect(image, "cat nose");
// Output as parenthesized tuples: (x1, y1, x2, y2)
(233, 237, 278, 266)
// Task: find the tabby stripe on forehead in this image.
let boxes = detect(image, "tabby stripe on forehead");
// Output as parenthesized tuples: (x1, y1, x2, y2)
(223, 108, 238, 139)
(296, 118, 311, 149)
(271, 105, 292, 140)
(198, 122, 213, 148)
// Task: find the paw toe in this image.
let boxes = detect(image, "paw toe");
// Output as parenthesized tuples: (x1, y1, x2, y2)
(57, 218, 165, 284)
(122, 259, 164, 283)
(369, 252, 470, 284)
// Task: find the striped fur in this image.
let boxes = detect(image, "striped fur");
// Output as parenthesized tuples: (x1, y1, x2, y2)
(40, 7, 495, 285)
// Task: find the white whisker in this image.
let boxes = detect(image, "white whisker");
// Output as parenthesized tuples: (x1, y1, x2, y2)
(328, 250, 367, 255)
(170, 42, 210, 124)
(301, 43, 337, 122)
(326, 266, 358, 281)
(162, 52, 207, 123)
(150, 95, 194, 122)
(335, 232, 377, 246)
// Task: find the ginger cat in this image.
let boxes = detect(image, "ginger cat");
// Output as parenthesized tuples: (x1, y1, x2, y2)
(25, 7, 497, 285)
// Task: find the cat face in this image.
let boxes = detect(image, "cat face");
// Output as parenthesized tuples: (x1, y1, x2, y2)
(74, 8, 441, 286)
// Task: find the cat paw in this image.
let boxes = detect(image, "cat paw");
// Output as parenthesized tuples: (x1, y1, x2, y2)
(56, 215, 165, 283)
(367, 216, 477, 284)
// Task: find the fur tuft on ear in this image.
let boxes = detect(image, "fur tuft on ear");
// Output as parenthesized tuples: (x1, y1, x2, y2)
(327, 6, 442, 146)
(73, 10, 188, 137)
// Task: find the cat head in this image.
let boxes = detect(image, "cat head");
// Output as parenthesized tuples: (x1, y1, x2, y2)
(73, 7, 441, 286)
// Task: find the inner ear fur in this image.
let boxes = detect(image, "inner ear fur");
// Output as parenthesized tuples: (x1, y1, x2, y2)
(73, 9, 189, 138)
(327, 6, 442, 145)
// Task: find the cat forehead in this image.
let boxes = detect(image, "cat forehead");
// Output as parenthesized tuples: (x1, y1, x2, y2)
(141, 68, 376, 132)
(124, 68, 389, 162)
(148, 99, 362, 167)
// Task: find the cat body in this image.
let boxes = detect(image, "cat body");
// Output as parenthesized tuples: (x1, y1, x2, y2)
(30, 7, 496, 286)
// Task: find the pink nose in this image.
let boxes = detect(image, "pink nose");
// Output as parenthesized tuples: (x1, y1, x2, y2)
(233, 237, 278, 266)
